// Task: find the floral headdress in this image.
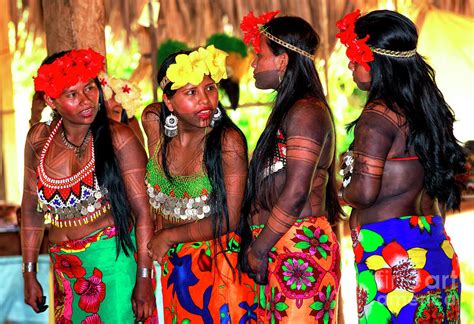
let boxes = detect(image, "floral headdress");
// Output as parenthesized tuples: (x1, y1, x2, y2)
(160, 45, 228, 90)
(240, 10, 315, 60)
(98, 73, 142, 117)
(336, 10, 417, 71)
(34, 48, 105, 98)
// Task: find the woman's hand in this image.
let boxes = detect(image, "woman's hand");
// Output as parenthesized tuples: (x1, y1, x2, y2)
(147, 229, 174, 265)
(23, 273, 48, 313)
(132, 277, 156, 322)
(245, 244, 269, 285)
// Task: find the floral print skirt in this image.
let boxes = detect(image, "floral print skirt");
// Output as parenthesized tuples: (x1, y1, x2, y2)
(251, 216, 341, 323)
(352, 215, 461, 323)
(161, 232, 257, 323)
(49, 226, 158, 323)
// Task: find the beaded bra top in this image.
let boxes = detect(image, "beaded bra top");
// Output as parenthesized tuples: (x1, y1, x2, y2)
(145, 155, 212, 223)
(36, 119, 110, 228)
(263, 128, 287, 178)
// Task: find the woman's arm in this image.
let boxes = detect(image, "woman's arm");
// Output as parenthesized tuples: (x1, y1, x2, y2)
(247, 100, 330, 283)
(141, 103, 161, 155)
(21, 126, 47, 312)
(111, 122, 155, 321)
(340, 105, 398, 208)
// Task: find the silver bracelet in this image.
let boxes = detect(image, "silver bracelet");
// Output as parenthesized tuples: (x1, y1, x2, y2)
(138, 267, 154, 279)
(22, 262, 38, 273)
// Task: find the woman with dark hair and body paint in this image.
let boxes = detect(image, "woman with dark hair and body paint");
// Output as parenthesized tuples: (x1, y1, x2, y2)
(238, 11, 343, 322)
(337, 10, 464, 323)
(21, 49, 157, 323)
(143, 46, 256, 323)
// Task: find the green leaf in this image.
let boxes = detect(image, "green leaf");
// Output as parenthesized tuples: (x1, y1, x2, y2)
(310, 301, 324, 310)
(302, 226, 314, 238)
(275, 302, 289, 311)
(359, 229, 384, 252)
(420, 216, 431, 233)
(366, 301, 391, 323)
(323, 311, 330, 324)
(330, 300, 336, 310)
(358, 270, 377, 303)
(320, 234, 329, 243)
(318, 247, 328, 259)
(191, 242, 202, 248)
(326, 284, 332, 298)
(295, 241, 311, 249)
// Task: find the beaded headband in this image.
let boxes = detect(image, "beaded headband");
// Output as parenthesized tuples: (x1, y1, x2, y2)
(34, 48, 105, 98)
(336, 10, 417, 71)
(240, 11, 315, 60)
(160, 45, 228, 90)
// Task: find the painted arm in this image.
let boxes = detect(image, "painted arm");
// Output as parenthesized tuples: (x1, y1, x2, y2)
(21, 126, 47, 313)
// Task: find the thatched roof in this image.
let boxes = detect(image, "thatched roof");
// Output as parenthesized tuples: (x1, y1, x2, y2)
(8, 0, 474, 53)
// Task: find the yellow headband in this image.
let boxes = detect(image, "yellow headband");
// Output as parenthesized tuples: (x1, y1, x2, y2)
(160, 45, 228, 90)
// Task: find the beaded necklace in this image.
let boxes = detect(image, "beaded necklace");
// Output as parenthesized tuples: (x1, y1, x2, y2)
(36, 119, 110, 227)
(263, 127, 287, 177)
(145, 145, 212, 223)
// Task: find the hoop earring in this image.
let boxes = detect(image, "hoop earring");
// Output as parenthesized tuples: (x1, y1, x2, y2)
(164, 113, 178, 137)
(210, 107, 222, 128)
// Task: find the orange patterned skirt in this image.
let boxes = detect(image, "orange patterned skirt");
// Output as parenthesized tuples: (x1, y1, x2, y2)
(252, 216, 341, 323)
(161, 232, 257, 323)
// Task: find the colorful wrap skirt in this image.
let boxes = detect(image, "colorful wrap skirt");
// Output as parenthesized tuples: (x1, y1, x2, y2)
(352, 215, 461, 323)
(49, 226, 158, 323)
(251, 216, 341, 323)
(161, 232, 257, 323)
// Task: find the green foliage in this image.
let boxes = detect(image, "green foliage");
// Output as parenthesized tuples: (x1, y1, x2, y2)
(156, 39, 190, 69)
(206, 33, 248, 57)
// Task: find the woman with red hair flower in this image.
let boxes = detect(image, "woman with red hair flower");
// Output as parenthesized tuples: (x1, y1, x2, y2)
(238, 11, 343, 322)
(337, 10, 464, 323)
(21, 49, 157, 323)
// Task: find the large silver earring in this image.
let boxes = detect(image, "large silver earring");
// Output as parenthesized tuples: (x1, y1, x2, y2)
(164, 113, 178, 137)
(210, 107, 222, 128)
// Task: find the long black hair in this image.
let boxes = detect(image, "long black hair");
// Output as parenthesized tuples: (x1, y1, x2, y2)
(157, 50, 248, 261)
(353, 10, 465, 210)
(41, 51, 134, 257)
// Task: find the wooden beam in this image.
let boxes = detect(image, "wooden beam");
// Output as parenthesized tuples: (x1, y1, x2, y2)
(42, 0, 106, 55)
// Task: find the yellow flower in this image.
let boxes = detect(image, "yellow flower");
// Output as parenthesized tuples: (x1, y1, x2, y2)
(167, 54, 202, 90)
(202, 45, 228, 83)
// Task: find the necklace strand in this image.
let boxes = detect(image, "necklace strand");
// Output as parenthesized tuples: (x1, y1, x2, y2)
(61, 126, 91, 158)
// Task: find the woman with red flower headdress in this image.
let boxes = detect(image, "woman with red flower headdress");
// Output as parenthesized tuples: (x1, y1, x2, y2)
(337, 10, 464, 323)
(238, 12, 344, 322)
(21, 49, 157, 323)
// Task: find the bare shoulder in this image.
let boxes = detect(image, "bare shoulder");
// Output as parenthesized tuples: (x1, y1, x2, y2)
(363, 101, 406, 128)
(27, 120, 56, 148)
(141, 102, 161, 123)
(221, 127, 247, 154)
(108, 119, 137, 148)
(285, 97, 332, 135)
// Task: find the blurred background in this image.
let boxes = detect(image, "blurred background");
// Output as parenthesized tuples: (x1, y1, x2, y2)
(0, 0, 473, 323)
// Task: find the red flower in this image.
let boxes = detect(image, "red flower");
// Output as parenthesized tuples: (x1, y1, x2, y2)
(74, 268, 106, 313)
(121, 84, 131, 94)
(54, 254, 86, 278)
(82, 313, 104, 324)
(336, 9, 374, 71)
(351, 229, 364, 263)
(240, 10, 280, 53)
(197, 249, 212, 272)
(34, 48, 104, 98)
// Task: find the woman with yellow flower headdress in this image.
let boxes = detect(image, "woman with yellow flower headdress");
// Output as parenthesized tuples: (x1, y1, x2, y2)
(143, 46, 257, 322)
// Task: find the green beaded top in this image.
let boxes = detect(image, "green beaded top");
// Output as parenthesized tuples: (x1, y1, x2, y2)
(145, 157, 212, 198)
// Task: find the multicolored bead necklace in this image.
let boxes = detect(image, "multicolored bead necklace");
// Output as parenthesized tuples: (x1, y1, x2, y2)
(36, 118, 110, 227)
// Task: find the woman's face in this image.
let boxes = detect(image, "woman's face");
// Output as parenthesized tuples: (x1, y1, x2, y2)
(348, 61, 372, 91)
(47, 79, 100, 125)
(106, 94, 123, 122)
(165, 75, 219, 129)
(251, 36, 286, 89)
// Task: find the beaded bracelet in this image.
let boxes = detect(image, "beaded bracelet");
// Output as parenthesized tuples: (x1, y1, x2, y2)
(22, 262, 38, 273)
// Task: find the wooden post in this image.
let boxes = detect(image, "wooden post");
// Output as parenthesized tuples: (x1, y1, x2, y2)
(0, 0, 20, 203)
(42, 0, 106, 55)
